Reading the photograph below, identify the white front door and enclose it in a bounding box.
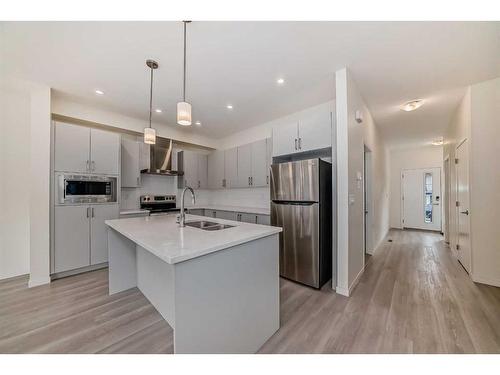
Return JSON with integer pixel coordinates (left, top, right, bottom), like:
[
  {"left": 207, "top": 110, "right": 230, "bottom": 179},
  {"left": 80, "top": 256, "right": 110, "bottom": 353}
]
[
  {"left": 402, "top": 167, "right": 442, "bottom": 231},
  {"left": 456, "top": 140, "right": 471, "bottom": 273}
]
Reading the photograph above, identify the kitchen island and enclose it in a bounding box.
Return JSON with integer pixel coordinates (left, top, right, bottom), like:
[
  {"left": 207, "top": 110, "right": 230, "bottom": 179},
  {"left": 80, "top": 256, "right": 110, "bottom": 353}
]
[{"left": 105, "top": 214, "right": 282, "bottom": 354}]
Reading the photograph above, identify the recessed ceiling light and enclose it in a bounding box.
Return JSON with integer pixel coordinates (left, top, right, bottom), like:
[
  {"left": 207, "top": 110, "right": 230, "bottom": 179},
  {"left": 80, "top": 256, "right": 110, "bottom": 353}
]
[
  {"left": 401, "top": 99, "right": 423, "bottom": 112},
  {"left": 277, "top": 78, "right": 285, "bottom": 85},
  {"left": 95, "top": 89, "right": 104, "bottom": 95},
  {"left": 226, "top": 105, "right": 233, "bottom": 110},
  {"left": 195, "top": 121, "right": 201, "bottom": 126},
  {"left": 155, "top": 109, "right": 162, "bottom": 113}
]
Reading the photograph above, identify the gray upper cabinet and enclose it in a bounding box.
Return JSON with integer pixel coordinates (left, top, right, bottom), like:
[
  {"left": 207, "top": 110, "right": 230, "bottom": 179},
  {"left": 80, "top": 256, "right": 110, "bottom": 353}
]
[
  {"left": 178, "top": 150, "right": 208, "bottom": 189},
  {"left": 266, "top": 138, "right": 272, "bottom": 185},
  {"left": 90, "top": 204, "right": 119, "bottom": 265},
  {"left": 197, "top": 154, "right": 208, "bottom": 189},
  {"left": 90, "top": 128, "right": 120, "bottom": 175},
  {"left": 236, "top": 143, "right": 252, "bottom": 188},
  {"left": 207, "top": 150, "right": 225, "bottom": 189},
  {"left": 121, "top": 138, "right": 141, "bottom": 188},
  {"left": 54, "top": 122, "right": 120, "bottom": 175},
  {"left": 251, "top": 139, "right": 268, "bottom": 187},
  {"left": 54, "top": 122, "right": 91, "bottom": 173},
  {"left": 224, "top": 148, "right": 238, "bottom": 189},
  {"left": 54, "top": 205, "right": 90, "bottom": 273},
  {"left": 272, "top": 102, "right": 333, "bottom": 156}
]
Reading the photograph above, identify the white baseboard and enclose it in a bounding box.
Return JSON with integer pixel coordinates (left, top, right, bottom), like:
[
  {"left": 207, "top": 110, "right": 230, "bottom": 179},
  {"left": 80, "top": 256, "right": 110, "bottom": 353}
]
[
  {"left": 472, "top": 275, "right": 500, "bottom": 288},
  {"left": 348, "top": 266, "right": 365, "bottom": 295},
  {"left": 369, "top": 229, "right": 390, "bottom": 256},
  {"left": 28, "top": 275, "right": 51, "bottom": 288}
]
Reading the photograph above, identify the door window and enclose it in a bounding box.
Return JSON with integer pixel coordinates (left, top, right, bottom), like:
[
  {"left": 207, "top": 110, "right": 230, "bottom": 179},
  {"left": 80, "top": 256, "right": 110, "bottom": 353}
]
[{"left": 424, "top": 172, "right": 433, "bottom": 223}]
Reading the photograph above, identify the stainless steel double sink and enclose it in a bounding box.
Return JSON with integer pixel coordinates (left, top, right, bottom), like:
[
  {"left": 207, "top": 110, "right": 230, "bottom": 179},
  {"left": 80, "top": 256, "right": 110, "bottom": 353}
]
[{"left": 184, "top": 220, "right": 235, "bottom": 231}]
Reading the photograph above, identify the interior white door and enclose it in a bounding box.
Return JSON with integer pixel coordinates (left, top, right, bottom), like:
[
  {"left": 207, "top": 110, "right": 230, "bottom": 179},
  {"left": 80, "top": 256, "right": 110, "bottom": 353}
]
[
  {"left": 54, "top": 122, "right": 90, "bottom": 173},
  {"left": 90, "top": 128, "right": 120, "bottom": 175},
  {"left": 90, "top": 204, "right": 119, "bottom": 265},
  {"left": 456, "top": 140, "right": 471, "bottom": 273},
  {"left": 402, "top": 167, "right": 442, "bottom": 231}
]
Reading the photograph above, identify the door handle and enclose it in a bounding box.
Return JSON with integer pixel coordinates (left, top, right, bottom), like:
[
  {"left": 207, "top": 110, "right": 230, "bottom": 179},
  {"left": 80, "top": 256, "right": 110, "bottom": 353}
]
[{"left": 460, "top": 210, "right": 469, "bottom": 215}]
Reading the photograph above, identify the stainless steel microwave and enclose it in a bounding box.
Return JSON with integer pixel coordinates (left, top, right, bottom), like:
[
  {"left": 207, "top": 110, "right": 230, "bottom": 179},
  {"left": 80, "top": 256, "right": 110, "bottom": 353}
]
[{"left": 56, "top": 173, "right": 117, "bottom": 205}]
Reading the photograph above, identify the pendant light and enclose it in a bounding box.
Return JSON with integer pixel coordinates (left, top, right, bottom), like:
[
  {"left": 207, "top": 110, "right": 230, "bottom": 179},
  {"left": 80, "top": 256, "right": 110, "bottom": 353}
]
[
  {"left": 177, "top": 21, "right": 192, "bottom": 126},
  {"left": 144, "top": 59, "right": 158, "bottom": 144}
]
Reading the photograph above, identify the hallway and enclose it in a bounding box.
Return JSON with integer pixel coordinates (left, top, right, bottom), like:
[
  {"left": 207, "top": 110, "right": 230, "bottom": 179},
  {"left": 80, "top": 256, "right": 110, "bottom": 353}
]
[{"left": 1, "top": 230, "right": 499, "bottom": 353}]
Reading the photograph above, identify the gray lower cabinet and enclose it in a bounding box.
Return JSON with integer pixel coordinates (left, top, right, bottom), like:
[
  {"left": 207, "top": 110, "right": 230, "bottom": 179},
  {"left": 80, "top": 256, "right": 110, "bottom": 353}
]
[
  {"left": 257, "top": 214, "right": 270, "bottom": 225},
  {"left": 54, "top": 204, "right": 119, "bottom": 274},
  {"left": 54, "top": 205, "right": 90, "bottom": 273},
  {"left": 215, "top": 210, "right": 237, "bottom": 221},
  {"left": 90, "top": 205, "right": 120, "bottom": 265}
]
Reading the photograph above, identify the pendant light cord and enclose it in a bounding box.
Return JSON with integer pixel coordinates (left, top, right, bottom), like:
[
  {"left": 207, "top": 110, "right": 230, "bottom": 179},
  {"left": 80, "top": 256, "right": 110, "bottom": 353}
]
[
  {"left": 183, "top": 21, "right": 187, "bottom": 102},
  {"left": 149, "top": 65, "right": 154, "bottom": 128}
]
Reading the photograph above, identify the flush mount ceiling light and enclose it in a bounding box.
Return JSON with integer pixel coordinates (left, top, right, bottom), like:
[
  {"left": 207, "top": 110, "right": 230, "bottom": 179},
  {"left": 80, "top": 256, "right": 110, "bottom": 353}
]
[
  {"left": 400, "top": 99, "right": 424, "bottom": 112},
  {"left": 177, "top": 21, "right": 192, "bottom": 126},
  {"left": 277, "top": 78, "right": 285, "bottom": 85},
  {"left": 144, "top": 59, "right": 158, "bottom": 145},
  {"left": 155, "top": 109, "right": 162, "bottom": 113},
  {"left": 226, "top": 104, "right": 233, "bottom": 110},
  {"left": 95, "top": 89, "right": 104, "bottom": 95}
]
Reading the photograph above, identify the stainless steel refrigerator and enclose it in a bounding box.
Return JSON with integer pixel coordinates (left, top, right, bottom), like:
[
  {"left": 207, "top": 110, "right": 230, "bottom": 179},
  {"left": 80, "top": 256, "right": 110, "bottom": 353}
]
[{"left": 270, "top": 158, "right": 332, "bottom": 289}]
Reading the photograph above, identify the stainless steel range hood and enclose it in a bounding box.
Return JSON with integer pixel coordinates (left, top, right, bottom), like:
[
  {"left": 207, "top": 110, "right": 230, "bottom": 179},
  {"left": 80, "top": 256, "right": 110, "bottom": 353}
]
[{"left": 141, "top": 138, "right": 184, "bottom": 176}]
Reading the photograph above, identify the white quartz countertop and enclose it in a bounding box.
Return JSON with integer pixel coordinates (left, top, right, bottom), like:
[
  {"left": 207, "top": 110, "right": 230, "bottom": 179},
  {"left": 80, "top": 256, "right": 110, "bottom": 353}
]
[
  {"left": 119, "top": 209, "right": 150, "bottom": 215},
  {"left": 105, "top": 214, "right": 281, "bottom": 265},
  {"left": 188, "top": 205, "right": 270, "bottom": 215}
]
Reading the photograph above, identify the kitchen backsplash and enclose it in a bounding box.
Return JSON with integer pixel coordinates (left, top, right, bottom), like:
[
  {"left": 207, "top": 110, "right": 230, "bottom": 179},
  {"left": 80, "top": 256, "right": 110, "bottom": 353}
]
[{"left": 121, "top": 175, "right": 270, "bottom": 210}]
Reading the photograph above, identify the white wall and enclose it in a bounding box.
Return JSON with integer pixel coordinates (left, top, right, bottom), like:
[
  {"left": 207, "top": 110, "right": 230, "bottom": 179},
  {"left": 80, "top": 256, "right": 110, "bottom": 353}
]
[
  {"left": 469, "top": 78, "right": 500, "bottom": 287},
  {"left": 0, "top": 87, "right": 31, "bottom": 279},
  {"left": 444, "top": 77, "right": 500, "bottom": 287},
  {"left": 389, "top": 146, "right": 443, "bottom": 229},
  {"left": 335, "top": 68, "right": 390, "bottom": 296},
  {"left": 0, "top": 77, "right": 52, "bottom": 285}
]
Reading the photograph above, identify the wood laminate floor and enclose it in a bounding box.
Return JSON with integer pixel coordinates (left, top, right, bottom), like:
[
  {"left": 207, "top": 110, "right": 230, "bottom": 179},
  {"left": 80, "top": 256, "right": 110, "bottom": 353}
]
[{"left": 1, "top": 229, "right": 499, "bottom": 353}]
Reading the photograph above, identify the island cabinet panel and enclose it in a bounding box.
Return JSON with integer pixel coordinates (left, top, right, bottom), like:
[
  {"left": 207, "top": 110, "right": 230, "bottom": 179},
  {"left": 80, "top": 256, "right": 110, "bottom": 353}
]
[
  {"left": 90, "top": 128, "right": 120, "bottom": 175},
  {"left": 224, "top": 148, "right": 238, "bottom": 188},
  {"left": 236, "top": 143, "right": 252, "bottom": 188},
  {"left": 54, "top": 205, "right": 90, "bottom": 273},
  {"left": 207, "top": 150, "right": 225, "bottom": 189},
  {"left": 54, "top": 122, "right": 91, "bottom": 173},
  {"left": 90, "top": 204, "right": 119, "bottom": 265}
]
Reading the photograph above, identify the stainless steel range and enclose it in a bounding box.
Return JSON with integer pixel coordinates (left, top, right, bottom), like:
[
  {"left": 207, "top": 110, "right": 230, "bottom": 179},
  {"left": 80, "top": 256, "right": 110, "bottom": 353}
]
[{"left": 140, "top": 194, "right": 179, "bottom": 215}]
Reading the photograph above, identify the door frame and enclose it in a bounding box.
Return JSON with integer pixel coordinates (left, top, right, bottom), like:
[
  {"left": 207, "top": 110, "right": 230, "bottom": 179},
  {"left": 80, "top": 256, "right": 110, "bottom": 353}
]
[
  {"left": 363, "top": 146, "right": 373, "bottom": 257},
  {"left": 443, "top": 155, "right": 451, "bottom": 243},
  {"left": 455, "top": 138, "right": 472, "bottom": 273}
]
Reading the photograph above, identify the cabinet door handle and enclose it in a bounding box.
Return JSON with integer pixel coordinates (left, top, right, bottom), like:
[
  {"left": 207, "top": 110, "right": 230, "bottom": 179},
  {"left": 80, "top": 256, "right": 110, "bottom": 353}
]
[
  {"left": 266, "top": 175, "right": 269, "bottom": 185},
  {"left": 255, "top": 215, "right": 258, "bottom": 224},
  {"left": 86, "top": 160, "right": 90, "bottom": 172},
  {"left": 198, "top": 180, "right": 200, "bottom": 188},
  {"left": 86, "top": 207, "right": 90, "bottom": 218},
  {"left": 248, "top": 176, "right": 250, "bottom": 185},
  {"left": 91, "top": 207, "right": 94, "bottom": 218},
  {"left": 91, "top": 161, "right": 96, "bottom": 171},
  {"left": 298, "top": 138, "right": 302, "bottom": 150},
  {"left": 222, "top": 178, "right": 226, "bottom": 188},
  {"left": 294, "top": 139, "right": 298, "bottom": 150}
]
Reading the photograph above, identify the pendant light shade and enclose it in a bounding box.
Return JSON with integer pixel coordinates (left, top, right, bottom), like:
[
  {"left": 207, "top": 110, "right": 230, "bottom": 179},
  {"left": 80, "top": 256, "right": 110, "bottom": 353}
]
[
  {"left": 177, "top": 101, "right": 192, "bottom": 126},
  {"left": 143, "top": 127, "right": 156, "bottom": 144},
  {"left": 144, "top": 59, "right": 158, "bottom": 144},
  {"left": 177, "top": 21, "right": 192, "bottom": 126}
]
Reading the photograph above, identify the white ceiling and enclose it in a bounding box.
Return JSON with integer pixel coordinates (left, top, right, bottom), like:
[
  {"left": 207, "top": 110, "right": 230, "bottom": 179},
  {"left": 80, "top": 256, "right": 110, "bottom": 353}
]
[{"left": 2, "top": 21, "right": 499, "bottom": 147}]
